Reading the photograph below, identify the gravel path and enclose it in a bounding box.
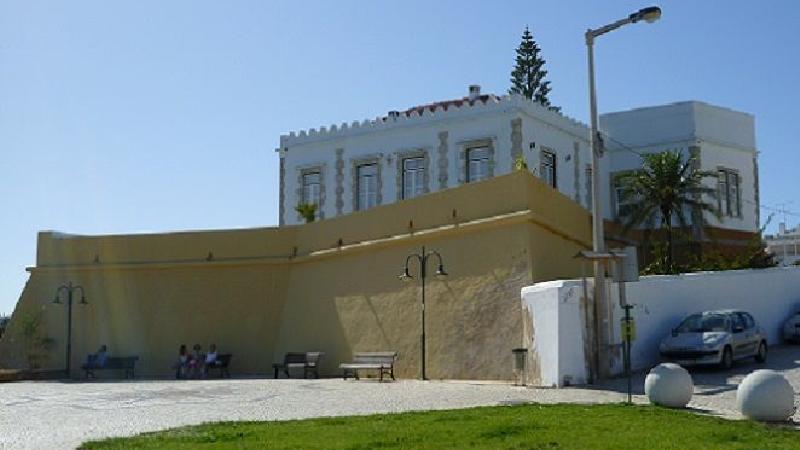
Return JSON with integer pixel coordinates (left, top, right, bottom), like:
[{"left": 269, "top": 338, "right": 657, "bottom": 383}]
[{"left": 1, "top": 346, "right": 798, "bottom": 450}]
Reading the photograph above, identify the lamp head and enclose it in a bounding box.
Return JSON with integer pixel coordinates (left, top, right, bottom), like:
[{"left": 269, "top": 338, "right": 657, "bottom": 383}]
[
  {"left": 79, "top": 295, "right": 88, "bottom": 305},
  {"left": 631, "top": 6, "right": 661, "bottom": 23},
  {"left": 398, "top": 267, "right": 414, "bottom": 282},
  {"left": 435, "top": 264, "right": 448, "bottom": 279}
]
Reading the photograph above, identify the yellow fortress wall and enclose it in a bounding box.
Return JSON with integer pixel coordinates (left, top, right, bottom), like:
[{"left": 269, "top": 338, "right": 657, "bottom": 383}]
[{"left": 0, "top": 172, "right": 591, "bottom": 380}]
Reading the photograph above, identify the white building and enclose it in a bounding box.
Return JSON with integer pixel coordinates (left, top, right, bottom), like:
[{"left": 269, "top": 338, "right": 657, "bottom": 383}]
[
  {"left": 602, "top": 101, "right": 759, "bottom": 235},
  {"left": 278, "top": 86, "right": 759, "bottom": 237},
  {"left": 765, "top": 223, "right": 800, "bottom": 266}
]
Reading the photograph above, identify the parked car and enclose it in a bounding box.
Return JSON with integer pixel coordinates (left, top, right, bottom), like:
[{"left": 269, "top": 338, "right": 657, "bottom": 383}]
[
  {"left": 783, "top": 310, "right": 800, "bottom": 343},
  {"left": 659, "top": 310, "right": 767, "bottom": 369}
]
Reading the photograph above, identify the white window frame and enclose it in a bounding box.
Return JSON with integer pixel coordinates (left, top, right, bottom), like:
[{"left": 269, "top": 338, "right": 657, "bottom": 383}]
[
  {"left": 301, "top": 172, "right": 321, "bottom": 207},
  {"left": 466, "top": 147, "right": 490, "bottom": 183},
  {"left": 612, "top": 171, "right": 640, "bottom": 219},
  {"left": 402, "top": 157, "right": 425, "bottom": 200},
  {"left": 356, "top": 163, "right": 378, "bottom": 211},
  {"left": 717, "top": 168, "right": 741, "bottom": 218},
  {"left": 540, "top": 149, "right": 557, "bottom": 189}
]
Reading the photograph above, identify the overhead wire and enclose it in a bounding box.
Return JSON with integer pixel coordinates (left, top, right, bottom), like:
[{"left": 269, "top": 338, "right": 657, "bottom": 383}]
[
  {"left": 592, "top": 131, "right": 800, "bottom": 222},
  {"left": 596, "top": 130, "right": 646, "bottom": 158}
]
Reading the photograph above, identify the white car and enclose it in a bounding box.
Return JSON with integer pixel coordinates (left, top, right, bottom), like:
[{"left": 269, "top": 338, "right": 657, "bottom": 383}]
[
  {"left": 659, "top": 310, "right": 767, "bottom": 369},
  {"left": 783, "top": 310, "right": 800, "bottom": 343}
]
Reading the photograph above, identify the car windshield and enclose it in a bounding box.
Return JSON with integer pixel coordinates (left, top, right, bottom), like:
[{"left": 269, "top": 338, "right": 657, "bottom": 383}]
[{"left": 676, "top": 314, "right": 728, "bottom": 333}]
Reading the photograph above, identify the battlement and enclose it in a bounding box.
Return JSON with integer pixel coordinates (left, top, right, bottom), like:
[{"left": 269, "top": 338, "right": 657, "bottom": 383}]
[{"left": 279, "top": 93, "right": 589, "bottom": 148}]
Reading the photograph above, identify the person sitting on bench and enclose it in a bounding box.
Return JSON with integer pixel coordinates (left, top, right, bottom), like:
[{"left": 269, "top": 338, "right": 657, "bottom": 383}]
[
  {"left": 203, "top": 344, "right": 221, "bottom": 377},
  {"left": 85, "top": 345, "right": 108, "bottom": 369},
  {"left": 174, "top": 344, "right": 189, "bottom": 379},
  {"left": 188, "top": 344, "right": 204, "bottom": 378}
]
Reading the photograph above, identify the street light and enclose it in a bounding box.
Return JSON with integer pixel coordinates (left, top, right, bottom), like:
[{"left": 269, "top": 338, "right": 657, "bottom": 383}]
[
  {"left": 398, "top": 246, "right": 447, "bottom": 380},
  {"left": 585, "top": 6, "right": 660, "bottom": 377},
  {"left": 52, "top": 282, "right": 88, "bottom": 377}
]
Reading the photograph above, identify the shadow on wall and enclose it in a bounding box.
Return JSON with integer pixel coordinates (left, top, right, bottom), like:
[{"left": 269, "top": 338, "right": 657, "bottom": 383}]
[
  {"left": 1, "top": 172, "right": 591, "bottom": 379},
  {"left": 276, "top": 228, "right": 532, "bottom": 381}
]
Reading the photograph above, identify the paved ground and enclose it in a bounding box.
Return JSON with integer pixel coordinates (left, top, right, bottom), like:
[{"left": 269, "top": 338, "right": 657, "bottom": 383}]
[
  {"left": 1, "top": 346, "right": 798, "bottom": 450},
  {"left": 596, "top": 345, "right": 800, "bottom": 419}
]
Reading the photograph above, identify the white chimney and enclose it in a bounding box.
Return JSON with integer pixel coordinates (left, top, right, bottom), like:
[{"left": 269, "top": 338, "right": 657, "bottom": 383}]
[
  {"left": 779, "top": 222, "right": 786, "bottom": 235},
  {"left": 468, "top": 84, "right": 481, "bottom": 101}
]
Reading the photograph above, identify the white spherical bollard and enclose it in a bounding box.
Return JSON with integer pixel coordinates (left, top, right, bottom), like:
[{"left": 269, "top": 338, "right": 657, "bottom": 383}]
[
  {"left": 737, "top": 370, "right": 796, "bottom": 422},
  {"left": 645, "top": 363, "right": 694, "bottom": 408}
]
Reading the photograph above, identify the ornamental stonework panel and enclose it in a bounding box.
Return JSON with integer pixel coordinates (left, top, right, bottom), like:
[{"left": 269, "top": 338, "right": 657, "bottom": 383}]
[
  {"left": 510, "top": 118, "right": 523, "bottom": 170},
  {"left": 437, "top": 131, "right": 449, "bottom": 190},
  {"left": 279, "top": 155, "right": 286, "bottom": 226},
  {"left": 752, "top": 154, "right": 760, "bottom": 229},
  {"left": 335, "top": 148, "right": 344, "bottom": 216},
  {"left": 572, "top": 142, "right": 581, "bottom": 204},
  {"left": 689, "top": 145, "right": 702, "bottom": 239}
]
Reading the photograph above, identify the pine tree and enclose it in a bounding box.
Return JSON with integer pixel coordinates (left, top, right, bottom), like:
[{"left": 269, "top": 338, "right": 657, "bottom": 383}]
[{"left": 509, "top": 26, "right": 554, "bottom": 109}]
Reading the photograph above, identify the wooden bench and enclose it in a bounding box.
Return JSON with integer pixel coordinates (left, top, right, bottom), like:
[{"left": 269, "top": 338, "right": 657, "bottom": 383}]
[
  {"left": 272, "top": 352, "right": 323, "bottom": 378},
  {"left": 82, "top": 356, "right": 139, "bottom": 379},
  {"left": 339, "top": 351, "right": 397, "bottom": 381},
  {"left": 204, "top": 353, "right": 232, "bottom": 378}
]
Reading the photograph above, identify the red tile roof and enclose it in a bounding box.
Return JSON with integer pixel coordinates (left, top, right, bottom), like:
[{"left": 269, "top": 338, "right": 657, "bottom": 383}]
[{"left": 399, "top": 94, "right": 500, "bottom": 117}]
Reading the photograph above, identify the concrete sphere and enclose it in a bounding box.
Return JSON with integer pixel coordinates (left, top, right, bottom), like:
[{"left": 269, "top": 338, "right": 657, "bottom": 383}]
[
  {"left": 645, "top": 363, "right": 694, "bottom": 408},
  {"left": 737, "top": 370, "right": 796, "bottom": 422}
]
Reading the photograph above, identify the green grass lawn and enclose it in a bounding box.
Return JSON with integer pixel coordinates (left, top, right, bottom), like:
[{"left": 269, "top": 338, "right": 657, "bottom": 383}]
[{"left": 81, "top": 403, "right": 799, "bottom": 449}]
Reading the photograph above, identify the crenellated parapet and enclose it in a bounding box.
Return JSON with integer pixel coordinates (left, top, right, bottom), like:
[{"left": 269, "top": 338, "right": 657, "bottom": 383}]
[{"left": 279, "top": 94, "right": 589, "bottom": 147}]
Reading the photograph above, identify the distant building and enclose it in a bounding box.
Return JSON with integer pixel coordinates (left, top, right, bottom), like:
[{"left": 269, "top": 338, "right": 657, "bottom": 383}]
[{"left": 765, "top": 223, "right": 800, "bottom": 266}]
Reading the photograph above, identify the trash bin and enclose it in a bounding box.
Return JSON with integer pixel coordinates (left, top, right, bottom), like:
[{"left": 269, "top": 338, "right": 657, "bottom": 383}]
[{"left": 512, "top": 348, "right": 527, "bottom": 386}]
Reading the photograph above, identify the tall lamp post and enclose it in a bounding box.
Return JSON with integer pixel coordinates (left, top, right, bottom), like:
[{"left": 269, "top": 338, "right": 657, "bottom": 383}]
[
  {"left": 398, "top": 246, "right": 447, "bottom": 380},
  {"left": 52, "top": 282, "right": 87, "bottom": 376},
  {"left": 585, "top": 6, "right": 661, "bottom": 376}
]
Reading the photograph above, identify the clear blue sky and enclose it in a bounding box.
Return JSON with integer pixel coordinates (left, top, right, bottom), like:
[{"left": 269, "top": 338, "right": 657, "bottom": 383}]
[{"left": 1, "top": 1, "right": 799, "bottom": 314}]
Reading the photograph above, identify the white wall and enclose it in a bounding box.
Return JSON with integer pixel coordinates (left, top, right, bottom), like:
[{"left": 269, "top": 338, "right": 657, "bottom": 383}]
[
  {"left": 521, "top": 280, "right": 588, "bottom": 387},
  {"left": 602, "top": 101, "right": 758, "bottom": 231},
  {"left": 693, "top": 102, "right": 756, "bottom": 150},
  {"left": 521, "top": 267, "right": 800, "bottom": 387},
  {"left": 278, "top": 96, "right": 758, "bottom": 231},
  {"left": 699, "top": 140, "right": 758, "bottom": 231},
  {"left": 600, "top": 101, "right": 755, "bottom": 150},
  {"left": 279, "top": 94, "right": 591, "bottom": 225},
  {"left": 601, "top": 102, "right": 698, "bottom": 148},
  {"left": 616, "top": 268, "right": 800, "bottom": 371},
  {"left": 521, "top": 112, "right": 592, "bottom": 209}
]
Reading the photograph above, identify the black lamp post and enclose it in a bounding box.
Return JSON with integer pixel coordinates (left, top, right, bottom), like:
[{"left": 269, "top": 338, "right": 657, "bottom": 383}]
[
  {"left": 398, "top": 246, "right": 447, "bottom": 380},
  {"left": 52, "top": 282, "right": 87, "bottom": 376}
]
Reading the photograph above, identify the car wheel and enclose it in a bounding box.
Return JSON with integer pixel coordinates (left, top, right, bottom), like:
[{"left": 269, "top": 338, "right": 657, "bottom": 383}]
[
  {"left": 755, "top": 341, "right": 767, "bottom": 363},
  {"left": 720, "top": 346, "right": 733, "bottom": 370}
]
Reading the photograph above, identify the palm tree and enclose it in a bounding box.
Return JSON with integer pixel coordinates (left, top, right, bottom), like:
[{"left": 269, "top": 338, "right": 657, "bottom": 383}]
[{"left": 616, "top": 151, "right": 719, "bottom": 271}]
